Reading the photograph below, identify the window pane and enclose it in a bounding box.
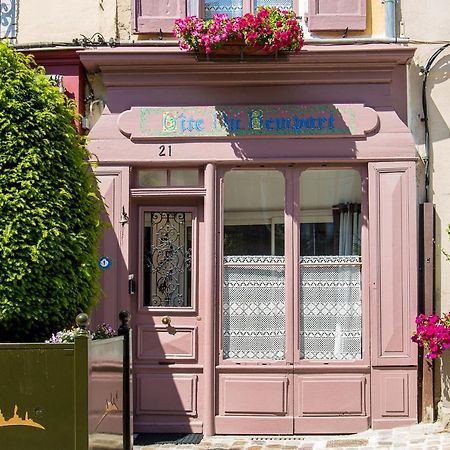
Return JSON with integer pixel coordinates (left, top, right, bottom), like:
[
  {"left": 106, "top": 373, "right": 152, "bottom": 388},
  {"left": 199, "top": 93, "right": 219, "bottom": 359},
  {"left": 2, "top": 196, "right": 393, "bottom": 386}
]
[
  {"left": 170, "top": 169, "right": 199, "bottom": 186},
  {"left": 299, "top": 169, "right": 362, "bottom": 360},
  {"left": 143, "top": 212, "right": 192, "bottom": 307},
  {"left": 254, "top": 0, "right": 293, "bottom": 11},
  {"left": 223, "top": 170, "right": 285, "bottom": 360},
  {"left": 139, "top": 170, "right": 168, "bottom": 187},
  {"left": 205, "top": 0, "right": 243, "bottom": 18}
]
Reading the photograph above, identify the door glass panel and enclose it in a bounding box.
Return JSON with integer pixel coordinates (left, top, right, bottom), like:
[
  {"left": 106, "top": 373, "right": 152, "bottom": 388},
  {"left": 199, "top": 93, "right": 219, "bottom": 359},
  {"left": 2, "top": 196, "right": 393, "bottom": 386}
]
[
  {"left": 223, "top": 170, "right": 285, "bottom": 360},
  {"left": 299, "top": 169, "right": 362, "bottom": 360},
  {"left": 143, "top": 212, "right": 192, "bottom": 307}
]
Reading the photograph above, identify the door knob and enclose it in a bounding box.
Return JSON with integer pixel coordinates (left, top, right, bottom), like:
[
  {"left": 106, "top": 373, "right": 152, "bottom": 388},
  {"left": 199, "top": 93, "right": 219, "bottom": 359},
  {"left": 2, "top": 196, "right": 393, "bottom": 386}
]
[{"left": 161, "top": 316, "right": 171, "bottom": 326}]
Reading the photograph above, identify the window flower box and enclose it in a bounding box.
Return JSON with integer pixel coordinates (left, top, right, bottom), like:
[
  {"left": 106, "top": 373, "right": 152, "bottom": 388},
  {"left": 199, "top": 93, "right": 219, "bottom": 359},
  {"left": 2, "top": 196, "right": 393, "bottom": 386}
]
[{"left": 173, "top": 7, "right": 304, "bottom": 56}]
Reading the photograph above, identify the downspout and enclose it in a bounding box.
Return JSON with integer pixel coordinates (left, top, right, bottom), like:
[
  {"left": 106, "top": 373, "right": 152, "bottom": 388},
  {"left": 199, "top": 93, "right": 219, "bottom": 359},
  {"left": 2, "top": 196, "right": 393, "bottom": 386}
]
[{"left": 384, "top": 0, "right": 397, "bottom": 40}]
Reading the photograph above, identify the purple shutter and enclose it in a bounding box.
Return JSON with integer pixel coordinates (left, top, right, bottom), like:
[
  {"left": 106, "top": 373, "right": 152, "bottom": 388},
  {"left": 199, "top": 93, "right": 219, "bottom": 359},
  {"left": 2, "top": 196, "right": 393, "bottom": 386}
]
[
  {"left": 134, "top": 0, "right": 187, "bottom": 34},
  {"left": 308, "top": 0, "right": 366, "bottom": 31}
]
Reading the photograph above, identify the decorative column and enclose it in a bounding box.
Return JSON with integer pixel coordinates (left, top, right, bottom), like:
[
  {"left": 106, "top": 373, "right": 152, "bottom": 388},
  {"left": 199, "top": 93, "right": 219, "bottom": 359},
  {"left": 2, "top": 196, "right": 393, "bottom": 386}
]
[{"left": 203, "top": 163, "right": 216, "bottom": 436}]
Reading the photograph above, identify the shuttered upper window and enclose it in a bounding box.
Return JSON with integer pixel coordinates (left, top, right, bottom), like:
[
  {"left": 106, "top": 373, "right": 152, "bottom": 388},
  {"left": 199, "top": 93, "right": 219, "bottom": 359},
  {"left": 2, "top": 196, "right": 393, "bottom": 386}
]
[
  {"left": 134, "top": 0, "right": 188, "bottom": 33},
  {"left": 133, "top": 0, "right": 366, "bottom": 34},
  {"left": 308, "top": 0, "right": 366, "bottom": 31}
]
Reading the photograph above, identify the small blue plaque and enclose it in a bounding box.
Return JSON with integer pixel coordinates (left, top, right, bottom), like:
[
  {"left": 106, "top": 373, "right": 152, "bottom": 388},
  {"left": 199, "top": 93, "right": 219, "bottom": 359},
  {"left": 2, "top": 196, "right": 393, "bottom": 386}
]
[{"left": 98, "top": 256, "right": 112, "bottom": 270}]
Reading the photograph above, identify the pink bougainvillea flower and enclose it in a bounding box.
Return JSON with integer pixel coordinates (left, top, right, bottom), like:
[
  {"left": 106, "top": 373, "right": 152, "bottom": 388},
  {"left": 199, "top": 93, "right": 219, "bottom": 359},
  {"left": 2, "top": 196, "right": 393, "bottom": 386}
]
[{"left": 411, "top": 312, "right": 450, "bottom": 359}]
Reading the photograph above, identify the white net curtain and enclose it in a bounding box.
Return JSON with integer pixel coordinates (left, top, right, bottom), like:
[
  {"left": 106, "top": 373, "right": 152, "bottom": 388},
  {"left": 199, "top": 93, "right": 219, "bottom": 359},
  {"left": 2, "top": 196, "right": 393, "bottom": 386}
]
[{"left": 222, "top": 169, "right": 363, "bottom": 362}]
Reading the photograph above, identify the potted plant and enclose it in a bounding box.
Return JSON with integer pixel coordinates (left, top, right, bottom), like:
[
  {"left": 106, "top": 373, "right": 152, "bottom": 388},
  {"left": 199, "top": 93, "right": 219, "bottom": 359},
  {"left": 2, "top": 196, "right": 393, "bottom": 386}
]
[{"left": 173, "top": 6, "right": 304, "bottom": 56}]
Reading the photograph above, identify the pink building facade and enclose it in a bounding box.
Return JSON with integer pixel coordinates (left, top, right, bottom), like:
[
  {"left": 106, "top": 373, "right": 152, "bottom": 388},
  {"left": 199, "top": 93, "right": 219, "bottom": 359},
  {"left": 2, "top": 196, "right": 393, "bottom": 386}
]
[{"left": 80, "top": 43, "right": 418, "bottom": 435}]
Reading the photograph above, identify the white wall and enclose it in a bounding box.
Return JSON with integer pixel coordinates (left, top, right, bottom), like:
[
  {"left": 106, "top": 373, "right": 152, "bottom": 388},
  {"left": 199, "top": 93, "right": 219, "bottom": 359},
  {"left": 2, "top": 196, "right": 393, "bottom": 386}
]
[
  {"left": 17, "top": 0, "right": 118, "bottom": 44},
  {"left": 403, "top": 0, "right": 450, "bottom": 416}
]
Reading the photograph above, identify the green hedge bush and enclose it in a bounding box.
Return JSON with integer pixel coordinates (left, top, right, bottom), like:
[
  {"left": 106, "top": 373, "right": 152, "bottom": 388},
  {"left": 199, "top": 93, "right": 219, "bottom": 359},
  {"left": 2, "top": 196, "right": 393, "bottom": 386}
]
[{"left": 0, "top": 43, "right": 102, "bottom": 342}]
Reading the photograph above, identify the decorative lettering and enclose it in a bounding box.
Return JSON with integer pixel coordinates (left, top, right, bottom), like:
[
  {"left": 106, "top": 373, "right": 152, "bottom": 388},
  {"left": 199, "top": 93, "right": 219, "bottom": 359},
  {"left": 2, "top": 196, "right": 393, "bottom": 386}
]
[{"left": 118, "top": 104, "right": 379, "bottom": 141}]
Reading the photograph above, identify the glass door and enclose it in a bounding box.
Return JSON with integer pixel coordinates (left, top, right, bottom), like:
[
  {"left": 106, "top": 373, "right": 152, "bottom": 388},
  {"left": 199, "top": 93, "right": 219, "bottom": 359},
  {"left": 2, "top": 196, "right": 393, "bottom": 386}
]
[
  {"left": 217, "top": 166, "right": 367, "bottom": 434},
  {"left": 294, "top": 168, "right": 369, "bottom": 433},
  {"left": 222, "top": 169, "right": 287, "bottom": 363}
]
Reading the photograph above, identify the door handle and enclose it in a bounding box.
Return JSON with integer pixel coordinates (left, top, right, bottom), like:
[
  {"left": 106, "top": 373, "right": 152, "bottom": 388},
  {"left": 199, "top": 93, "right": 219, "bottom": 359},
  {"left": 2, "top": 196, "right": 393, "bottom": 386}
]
[{"left": 161, "top": 316, "right": 171, "bottom": 326}]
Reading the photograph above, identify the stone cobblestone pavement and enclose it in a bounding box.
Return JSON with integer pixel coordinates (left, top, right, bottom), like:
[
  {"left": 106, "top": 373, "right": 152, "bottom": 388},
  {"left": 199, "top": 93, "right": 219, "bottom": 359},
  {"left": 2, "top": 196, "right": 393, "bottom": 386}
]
[{"left": 134, "top": 423, "right": 450, "bottom": 450}]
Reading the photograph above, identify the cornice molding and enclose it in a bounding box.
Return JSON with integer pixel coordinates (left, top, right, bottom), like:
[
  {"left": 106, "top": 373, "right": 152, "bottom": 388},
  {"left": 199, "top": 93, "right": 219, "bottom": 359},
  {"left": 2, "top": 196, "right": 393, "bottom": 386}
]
[{"left": 79, "top": 44, "right": 416, "bottom": 87}]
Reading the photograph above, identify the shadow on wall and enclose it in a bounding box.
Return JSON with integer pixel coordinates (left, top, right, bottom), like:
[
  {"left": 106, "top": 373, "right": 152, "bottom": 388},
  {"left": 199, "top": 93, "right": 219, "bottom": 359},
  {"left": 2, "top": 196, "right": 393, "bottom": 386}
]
[{"left": 408, "top": 51, "right": 450, "bottom": 147}]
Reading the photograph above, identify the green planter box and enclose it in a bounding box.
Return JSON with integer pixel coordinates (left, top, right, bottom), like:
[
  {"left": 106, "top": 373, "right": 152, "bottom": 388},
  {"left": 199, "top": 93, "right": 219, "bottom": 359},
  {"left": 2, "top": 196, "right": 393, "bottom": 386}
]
[{"left": 0, "top": 315, "right": 132, "bottom": 450}]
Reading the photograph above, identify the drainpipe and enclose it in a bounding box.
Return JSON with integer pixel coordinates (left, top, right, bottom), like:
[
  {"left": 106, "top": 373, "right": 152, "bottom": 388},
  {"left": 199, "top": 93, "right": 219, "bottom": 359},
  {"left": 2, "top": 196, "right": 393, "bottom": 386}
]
[
  {"left": 420, "top": 43, "right": 450, "bottom": 202},
  {"left": 384, "top": 0, "right": 397, "bottom": 40}
]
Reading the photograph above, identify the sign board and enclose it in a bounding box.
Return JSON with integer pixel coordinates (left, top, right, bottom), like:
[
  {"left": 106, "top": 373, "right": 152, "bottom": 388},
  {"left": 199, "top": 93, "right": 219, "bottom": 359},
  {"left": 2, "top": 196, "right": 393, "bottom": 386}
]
[
  {"left": 118, "top": 104, "right": 379, "bottom": 141},
  {"left": 98, "top": 256, "right": 112, "bottom": 270}
]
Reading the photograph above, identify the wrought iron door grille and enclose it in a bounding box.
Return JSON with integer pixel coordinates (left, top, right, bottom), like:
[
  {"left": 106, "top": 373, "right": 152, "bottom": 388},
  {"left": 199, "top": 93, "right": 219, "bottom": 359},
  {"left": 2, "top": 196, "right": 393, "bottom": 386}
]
[
  {"left": 0, "top": 0, "right": 17, "bottom": 40},
  {"left": 143, "top": 212, "right": 192, "bottom": 307}
]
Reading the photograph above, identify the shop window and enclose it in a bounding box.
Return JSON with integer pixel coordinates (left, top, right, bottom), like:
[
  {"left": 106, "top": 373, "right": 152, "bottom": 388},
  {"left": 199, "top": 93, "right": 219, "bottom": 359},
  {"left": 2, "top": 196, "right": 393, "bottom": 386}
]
[
  {"left": 222, "top": 170, "right": 286, "bottom": 360},
  {"left": 143, "top": 211, "right": 193, "bottom": 307},
  {"left": 299, "top": 169, "right": 362, "bottom": 360},
  {"left": 138, "top": 169, "right": 199, "bottom": 188}
]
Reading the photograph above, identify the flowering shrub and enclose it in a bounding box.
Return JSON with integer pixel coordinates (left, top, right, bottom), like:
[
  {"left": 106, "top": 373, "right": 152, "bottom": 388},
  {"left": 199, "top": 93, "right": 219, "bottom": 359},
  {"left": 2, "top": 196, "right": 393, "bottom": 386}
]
[
  {"left": 174, "top": 7, "right": 303, "bottom": 54},
  {"left": 46, "top": 323, "right": 116, "bottom": 343},
  {"left": 46, "top": 327, "right": 78, "bottom": 344},
  {"left": 411, "top": 313, "right": 450, "bottom": 359},
  {"left": 92, "top": 323, "right": 116, "bottom": 340}
]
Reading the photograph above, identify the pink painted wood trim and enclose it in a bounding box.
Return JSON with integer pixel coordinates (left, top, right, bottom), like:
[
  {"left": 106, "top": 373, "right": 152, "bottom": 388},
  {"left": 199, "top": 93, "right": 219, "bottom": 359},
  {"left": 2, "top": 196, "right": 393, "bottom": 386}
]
[
  {"left": 308, "top": 0, "right": 366, "bottom": 31},
  {"left": 215, "top": 416, "right": 293, "bottom": 434},
  {"left": 294, "top": 416, "right": 370, "bottom": 433},
  {"left": 130, "top": 188, "right": 207, "bottom": 198},
  {"left": 285, "top": 167, "right": 296, "bottom": 365},
  {"left": 94, "top": 166, "right": 130, "bottom": 324},
  {"left": 79, "top": 45, "right": 416, "bottom": 83},
  {"left": 371, "top": 367, "right": 418, "bottom": 425},
  {"left": 360, "top": 165, "right": 371, "bottom": 364},
  {"left": 203, "top": 163, "right": 216, "bottom": 436},
  {"left": 368, "top": 162, "right": 418, "bottom": 366},
  {"left": 136, "top": 325, "right": 198, "bottom": 360}
]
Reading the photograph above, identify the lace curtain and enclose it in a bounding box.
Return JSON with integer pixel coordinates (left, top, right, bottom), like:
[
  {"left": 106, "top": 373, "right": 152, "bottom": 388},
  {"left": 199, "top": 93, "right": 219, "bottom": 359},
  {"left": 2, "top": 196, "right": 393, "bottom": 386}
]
[
  {"left": 299, "top": 255, "right": 362, "bottom": 360},
  {"left": 223, "top": 256, "right": 285, "bottom": 360}
]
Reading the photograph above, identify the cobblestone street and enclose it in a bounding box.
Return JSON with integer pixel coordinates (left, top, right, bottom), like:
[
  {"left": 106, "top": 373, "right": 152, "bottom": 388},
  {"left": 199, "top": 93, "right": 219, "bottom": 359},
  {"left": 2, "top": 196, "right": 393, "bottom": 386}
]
[{"left": 134, "top": 423, "right": 450, "bottom": 450}]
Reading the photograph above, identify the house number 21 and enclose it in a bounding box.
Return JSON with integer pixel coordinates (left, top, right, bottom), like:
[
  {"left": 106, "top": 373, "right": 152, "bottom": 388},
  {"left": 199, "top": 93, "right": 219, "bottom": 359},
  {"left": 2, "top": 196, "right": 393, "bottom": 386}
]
[{"left": 158, "top": 145, "right": 172, "bottom": 157}]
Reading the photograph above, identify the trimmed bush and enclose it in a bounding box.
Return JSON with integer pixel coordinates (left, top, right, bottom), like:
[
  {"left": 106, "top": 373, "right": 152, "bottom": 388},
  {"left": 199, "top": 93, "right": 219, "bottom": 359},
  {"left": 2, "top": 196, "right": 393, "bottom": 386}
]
[{"left": 0, "top": 43, "right": 102, "bottom": 342}]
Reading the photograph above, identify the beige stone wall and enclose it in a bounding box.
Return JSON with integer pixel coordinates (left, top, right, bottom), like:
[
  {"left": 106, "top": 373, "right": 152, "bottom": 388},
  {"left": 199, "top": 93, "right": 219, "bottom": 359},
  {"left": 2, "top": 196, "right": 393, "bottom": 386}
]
[
  {"left": 16, "top": 0, "right": 388, "bottom": 44},
  {"left": 17, "top": 0, "right": 118, "bottom": 44},
  {"left": 402, "top": 1, "right": 450, "bottom": 414}
]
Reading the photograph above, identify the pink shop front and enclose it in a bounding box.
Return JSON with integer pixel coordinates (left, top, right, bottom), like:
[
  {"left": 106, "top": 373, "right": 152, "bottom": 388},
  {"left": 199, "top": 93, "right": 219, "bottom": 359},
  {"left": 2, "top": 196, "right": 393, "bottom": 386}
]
[{"left": 80, "top": 44, "right": 418, "bottom": 435}]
